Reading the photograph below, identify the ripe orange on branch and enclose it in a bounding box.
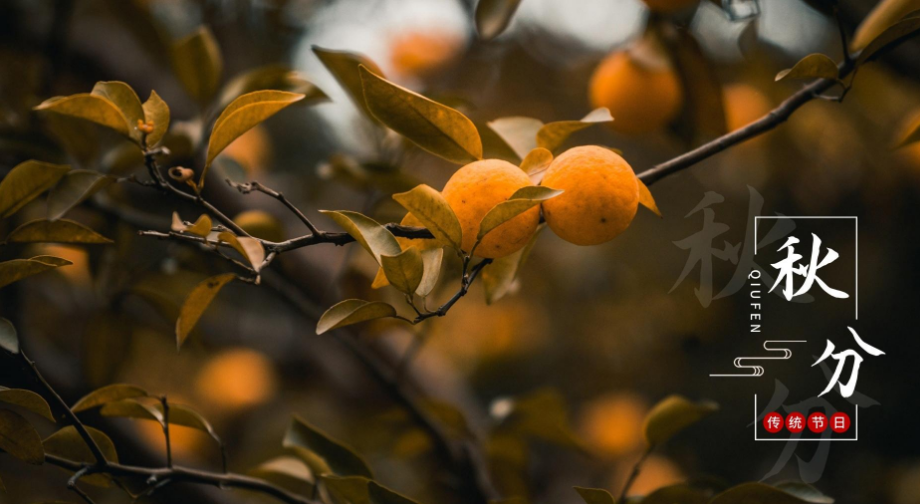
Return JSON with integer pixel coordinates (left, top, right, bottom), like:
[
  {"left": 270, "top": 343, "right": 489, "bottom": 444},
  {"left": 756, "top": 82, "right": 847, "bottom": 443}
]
[
  {"left": 540, "top": 146, "right": 639, "bottom": 246},
  {"left": 442, "top": 159, "right": 540, "bottom": 258}
]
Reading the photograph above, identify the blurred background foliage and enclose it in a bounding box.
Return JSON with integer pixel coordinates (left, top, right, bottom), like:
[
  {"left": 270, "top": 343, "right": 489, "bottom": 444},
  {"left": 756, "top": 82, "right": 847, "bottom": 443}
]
[{"left": 1, "top": 0, "right": 920, "bottom": 503}]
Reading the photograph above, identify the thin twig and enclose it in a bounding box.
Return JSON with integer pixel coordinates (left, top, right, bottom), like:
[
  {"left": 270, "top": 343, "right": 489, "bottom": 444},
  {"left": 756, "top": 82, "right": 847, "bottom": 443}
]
[
  {"left": 227, "top": 179, "right": 324, "bottom": 236},
  {"left": 68, "top": 466, "right": 98, "bottom": 504},
  {"left": 161, "top": 395, "right": 173, "bottom": 468},
  {"left": 617, "top": 446, "right": 652, "bottom": 503},
  {"left": 19, "top": 351, "right": 108, "bottom": 465}
]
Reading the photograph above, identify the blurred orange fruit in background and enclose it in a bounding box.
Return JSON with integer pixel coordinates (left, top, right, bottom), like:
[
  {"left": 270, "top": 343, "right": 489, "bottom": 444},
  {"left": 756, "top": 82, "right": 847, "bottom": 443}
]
[
  {"left": 579, "top": 392, "right": 649, "bottom": 456},
  {"left": 641, "top": 0, "right": 699, "bottom": 13},
  {"left": 722, "top": 83, "right": 772, "bottom": 132},
  {"left": 195, "top": 348, "right": 278, "bottom": 411},
  {"left": 390, "top": 31, "right": 464, "bottom": 78},
  {"left": 589, "top": 43, "right": 683, "bottom": 135}
]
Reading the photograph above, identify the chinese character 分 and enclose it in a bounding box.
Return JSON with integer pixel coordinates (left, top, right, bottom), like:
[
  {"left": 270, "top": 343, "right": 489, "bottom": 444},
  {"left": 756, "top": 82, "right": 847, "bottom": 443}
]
[
  {"left": 813, "top": 327, "right": 885, "bottom": 398},
  {"left": 770, "top": 233, "right": 849, "bottom": 301}
]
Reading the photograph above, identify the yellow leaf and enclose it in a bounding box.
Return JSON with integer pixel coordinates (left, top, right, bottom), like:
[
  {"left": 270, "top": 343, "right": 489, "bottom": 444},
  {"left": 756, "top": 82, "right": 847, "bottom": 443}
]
[
  {"left": 0, "top": 255, "right": 72, "bottom": 289},
  {"left": 488, "top": 116, "right": 542, "bottom": 160},
  {"left": 203, "top": 90, "right": 304, "bottom": 186},
  {"left": 851, "top": 0, "right": 920, "bottom": 51},
  {"left": 392, "top": 184, "right": 462, "bottom": 249},
  {"left": 477, "top": 186, "right": 562, "bottom": 241},
  {"left": 47, "top": 170, "right": 114, "bottom": 221},
  {"left": 5, "top": 219, "right": 113, "bottom": 244},
  {"left": 536, "top": 108, "right": 614, "bottom": 153},
  {"left": 218, "top": 64, "right": 328, "bottom": 111},
  {"left": 482, "top": 224, "right": 543, "bottom": 304},
  {"left": 775, "top": 53, "right": 839, "bottom": 82},
  {"left": 319, "top": 210, "right": 401, "bottom": 264},
  {"left": 217, "top": 232, "right": 265, "bottom": 271},
  {"left": 416, "top": 248, "right": 444, "bottom": 298},
  {"left": 855, "top": 16, "right": 920, "bottom": 65},
  {"left": 0, "top": 410, "right": 44, "bottom": 465},
  {"left": 0, "top": 160, "right": 70, "bottom": 218},
  {"left": 43, "top": 426, "right": 118, "bottom": 486},
  {"left": 72, "top": 384, "right": 148, "bottom": 412},
  {"left": 637, "top": 178, "right": 662, "bottom": 217},
  {"left": 359, "top": 66, "right": 482, "bottom": 164},
  {"left": 172, "top": 26, "right": 223, "bottom": 103},
  {"left": 381, "top": 248, "right": 424, "bottom": 294},
  {"left": 176, "top": 273, "right": 236, "bottom": 349},
  {"left": 171, "top": 212, "right": 213, "bottom": 238},
  {"left": 475, "top": 0, "right": 523, "bottom": 41},
  {"left": 312, "top": 46, "right": 385, "bottom": 121},
  {"left": 643, "top": 395, "right": 718, "bottom": 447},
  {"left": 92, "top": 81, "right": 145, "bottom": 142},
  {"left": 519, "top": 147, "right": 553, "bottom": 175},
  {"left": 142, "top": 90, "right": 170, "bottom": 146},
  {"left": 316, "top": 299, "right": 397, "bottom": 335},
  {"left": 34, "top": 94, "right": 130, "bottom": 137},
  {"left": 0, "top": 387, "right": 55, "bottom": 422}
]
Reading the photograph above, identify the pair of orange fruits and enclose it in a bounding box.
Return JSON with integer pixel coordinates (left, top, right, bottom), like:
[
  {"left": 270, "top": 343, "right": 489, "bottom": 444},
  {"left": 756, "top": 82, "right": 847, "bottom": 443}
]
[{"left": 401, "top": 146, "right": 639, "bottom": 259}]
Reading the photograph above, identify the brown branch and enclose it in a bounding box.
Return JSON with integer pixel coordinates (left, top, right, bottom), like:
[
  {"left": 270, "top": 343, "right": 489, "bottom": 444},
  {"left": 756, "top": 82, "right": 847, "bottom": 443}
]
[
  {"left": 227, "top": 179, "right": 324, "bottom": 236},
  {"left": 19, "top": 351, "right": 109, "bottom": 465},
  {"left": 638, "top": 59, "right": 855, "bottom": 186},
  {"left": 46, "top": 454, "right": 319, "bottom": 504}
]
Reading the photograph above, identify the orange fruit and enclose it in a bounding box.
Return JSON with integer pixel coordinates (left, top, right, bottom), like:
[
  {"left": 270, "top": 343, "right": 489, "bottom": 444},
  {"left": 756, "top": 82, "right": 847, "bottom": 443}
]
[
  {"left": 541, "top": 146, "right": 639, "bottom": 246},
  {"left": 390, "top": 31, "right": 463, "bottom": 78},
  {"left": 723, "top": 83, "right": 772, "bottom": 132},
  {"left": 642, "top": 0, "right": 699, "bottom": 13},
  {"left": 579, "top": 393, "right": 648, "bottom": 456},
  {"left": 195, "top": 348, "right": 278, "bottom": 410},
  {"left": 442, "top": 159, "right": 540, "bottom": 258},
  {"left": 589, "top": 45, "right": 683, "bottom": 135}
]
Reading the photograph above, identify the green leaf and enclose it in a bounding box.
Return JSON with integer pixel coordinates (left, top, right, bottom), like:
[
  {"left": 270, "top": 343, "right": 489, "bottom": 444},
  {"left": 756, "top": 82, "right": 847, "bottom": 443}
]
[
  {"left": 574, "top": 487, "right": 615, "bottom": 504},
  {"left": 91, "top": 81, "right": 145, "bottom": 143},
  {"left": 519, "top": 148, "right": 553, "bottom": 175},
  {"left": 392, "top": 184, "right": 463, "bottom": 249},
  {"left": 219, "top": 64, "right": 328, "bottom": 111},
  {"left": 536, "top": 108, "right": 614, "bottom": 153},
  {"left": 43, "top": 426, "right": 118, "bottom": 486},
  {"left": 0, "top": 409, "right": 44, "bottom": 464},
  {"left": 774, "top": 482, "right": 834, "bottom": 503},
  {"left": 643, "top": 484, "right": 711, "bottom": 504},
  {"left": 775, "top": 53, "right": 839, "bottom": 82},
  {"left": 637, "top": 178, "right": 662, "bottom": 217},
  {"left": 710, "top": 482, "right": 818, "bottom": 504},
  {"left": 171, "top": 212, "right": 213, "bottom": 238},
  {"left": 172, "top": 26, "right": 223, "bottom": 104},
  {"left": 0, "top": 160, "right": 70, "bottom": 218},
  {"left": 204, "top": 90, "right": 304, "bottom": 186},
  {"left": 643, "top": 395, "right": 718, "bottom": 447},
  {"left": 0, "top": 318, "right": 18, "bottom": 354},
  {"left": 47, "top": 170, "right": 114, "bottom": 221},
  {"left": 488, "top": 116, "right": 542, "bottom": 160},
  {"left": 483, "top": 224, "right": 544, "bottom": 304},
  {"left": 0, "top": 387, "right": 55, "bottom": 422},
  {"left": 319, "top": 210, "right": 401, "bottom": 264},
  {"left": 284, "top": 416, "right": 373, "bottom": 478},
  {"left": 322, "top": 475, "right": 372, "bottom": 504},
  {"left": 312, "top": 46, "right": 385, "bottom": 121},
  {"left": 250, "top": 456, "right": 315, "bottom": 494},
  {"left": 381, "top": 248, "right": 424, "bottom": 295},
  {"left": 851, "top": 0, "right": 920, "bottom": 51},
  {"left": 475, "top": 0, "right": 523, "bottom": 41},
  {"left": 316, "top": 299, "right": 397, "bottom": 335},
  {"left": 359, "top": 66, "right": 483, "bottom": 164},
  {"left": 367, "top": 481, "right": 421, "bottom": 504},
  {"left": 856, "top": 15, "right": 920, "bottom": 65},
  {"left": 34, "top": 94, "right": 130, "bottom": 137},
  {"left": 477, "top": 186, "right": 562, "bottom": 241},
  {"left": 216, "top": 231, "right": 266, "bottom": 271},
  {"left": 0, "top": 256, "right": 72, "bottom": 289},
  {"left": 416, "top": 248, "right": 443, "bottom": 298},
  {"left": 72, "top": 384, "right": 148, "bottom": 412},
  {"left": 176, "top": 273, "right": 236, "bottom": 350},
  {"left": 142, "top": 90, "right": 170, "bottom": 146}
]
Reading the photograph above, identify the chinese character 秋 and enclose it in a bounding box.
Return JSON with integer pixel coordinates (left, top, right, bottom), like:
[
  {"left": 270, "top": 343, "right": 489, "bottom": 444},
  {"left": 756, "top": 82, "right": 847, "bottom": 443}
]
[{"left": 769, "top": 233, "right": 849, "bottom": 301}]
